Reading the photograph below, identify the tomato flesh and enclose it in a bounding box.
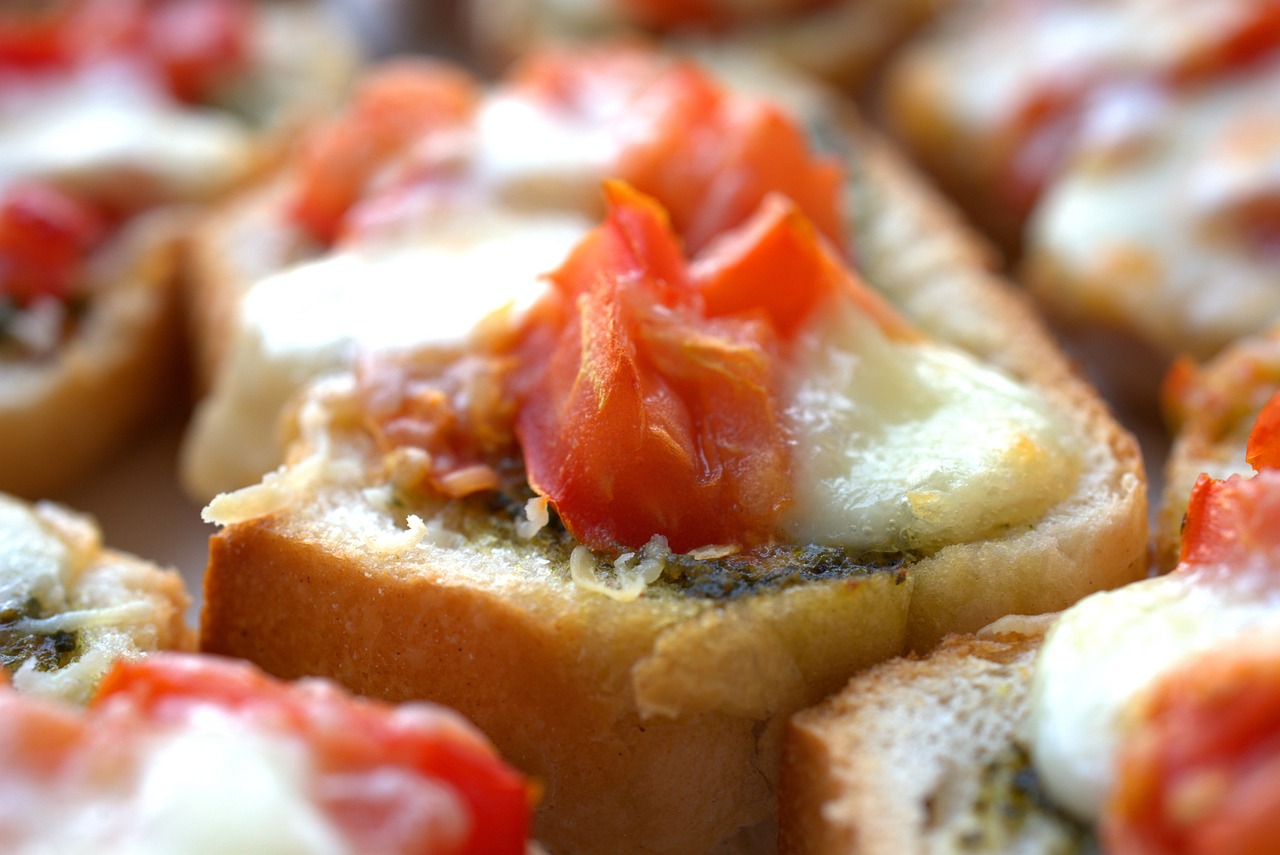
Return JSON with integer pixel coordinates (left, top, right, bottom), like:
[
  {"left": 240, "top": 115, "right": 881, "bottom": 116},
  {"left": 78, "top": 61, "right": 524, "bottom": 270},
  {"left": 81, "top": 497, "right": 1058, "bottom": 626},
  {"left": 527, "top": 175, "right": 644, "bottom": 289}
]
[
  {"left": 514, "top": 182, "right": 904, "bottom": 554},
  {"left": 0, "top": 181, "right": 107, "bottom": 306},
  {"left": 7, "top": 653, "right": 534, "bottom": 855},
  {"left": 511, "top": 47, "right": 846, "bottom": 254},
  {"left": 1105, "top": 640, "right": 1280, "bottom": 855},
  {"left": 288, "top": 61, "right": 479, "bottom": 244}
]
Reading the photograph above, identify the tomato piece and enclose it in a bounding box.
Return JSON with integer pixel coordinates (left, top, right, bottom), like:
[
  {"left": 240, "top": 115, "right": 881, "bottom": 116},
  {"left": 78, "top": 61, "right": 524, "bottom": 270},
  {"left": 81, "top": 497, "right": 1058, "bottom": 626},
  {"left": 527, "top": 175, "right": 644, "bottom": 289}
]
[
  {"left": 511, "top": 47, "right": 846, "bottom": 254},
  {"left": 1105, "top": 640, "right": 1280, "bottom": 855},
  {"left": 91, "top": 654, "right": 533, "bottom": 855},
  {"left": 514, "top": 182, "right": 894, "bottom": 554},
  {"left": 0, "top": 2, "right": 75, "bottom": 68},
  {"left": 0, "top": 181, "right": 107, "bottom": 306},
  {"left": 288, "top": 61, "right": 479, "bottom": 244},
  {"left": 1180, "top": 470, "right": 1280, "bottom": 568},
  {"left": 1245, "top": 392, "right": 1280, "bottom": 472},
  {"left": 693, "top": 192, "right": 916, "bottom": 340},
  {"left": 142, "top": 0, "right": 251, "bottom": 103}
]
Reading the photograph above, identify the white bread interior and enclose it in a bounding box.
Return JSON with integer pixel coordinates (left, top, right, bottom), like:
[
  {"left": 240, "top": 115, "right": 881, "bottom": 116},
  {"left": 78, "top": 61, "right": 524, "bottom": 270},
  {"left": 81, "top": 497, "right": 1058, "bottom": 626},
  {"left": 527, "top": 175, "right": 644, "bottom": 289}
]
[
  {"left": 195, "top": 93, "right": 1147, "bottom": 854},
  {"left": 779, "top": 616, "right": 1057, "bottom": 854}
]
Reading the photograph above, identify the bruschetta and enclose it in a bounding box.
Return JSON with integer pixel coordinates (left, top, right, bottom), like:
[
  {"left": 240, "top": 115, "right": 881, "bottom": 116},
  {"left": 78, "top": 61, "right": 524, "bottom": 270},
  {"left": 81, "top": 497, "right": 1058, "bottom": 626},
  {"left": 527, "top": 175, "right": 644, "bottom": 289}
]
[
  {"left": 0, "top": 490, "right": 191, "bottom": 705},
  {"left": 781, "top": 391, "right": 1280, "bottom": 854},
  {"left": 0, "top": 652, "right": 533, "bottom": 854},
  {"left": 190, "top": 43, "right": 1146, "bottom": 855},
  {"left": 0, "top": 0, "right": 358, "bottom": 498}
]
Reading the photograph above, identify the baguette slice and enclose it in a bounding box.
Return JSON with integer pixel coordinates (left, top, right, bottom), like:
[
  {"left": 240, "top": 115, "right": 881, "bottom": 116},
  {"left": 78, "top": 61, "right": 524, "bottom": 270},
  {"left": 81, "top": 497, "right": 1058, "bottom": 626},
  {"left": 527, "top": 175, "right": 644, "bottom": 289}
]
[
  {"left": 0, "top": 212, "right": 187, "bottom": 499},
  {"left": 0, "top": 0, "right": 361, "bottom": 498},
  {"left": 0, "top": 491, "right": 193, "bottom": 706},
  {"left": 778, "top": 615, "right": 1089, "bottom": 855},
  {"left": 196, "top": 65, "right": 1147, "bottom": 854}
]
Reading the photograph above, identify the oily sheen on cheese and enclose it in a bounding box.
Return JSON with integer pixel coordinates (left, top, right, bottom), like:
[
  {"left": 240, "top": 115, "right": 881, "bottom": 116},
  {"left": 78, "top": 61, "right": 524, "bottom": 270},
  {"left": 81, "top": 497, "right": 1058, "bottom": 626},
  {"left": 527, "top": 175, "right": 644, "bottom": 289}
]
[
  {"left": 783, "top": 304, "right": 1078, "bottom": 553},
  {"left": 1028, "top": 563, "right": 1280, "bottom": 823}
]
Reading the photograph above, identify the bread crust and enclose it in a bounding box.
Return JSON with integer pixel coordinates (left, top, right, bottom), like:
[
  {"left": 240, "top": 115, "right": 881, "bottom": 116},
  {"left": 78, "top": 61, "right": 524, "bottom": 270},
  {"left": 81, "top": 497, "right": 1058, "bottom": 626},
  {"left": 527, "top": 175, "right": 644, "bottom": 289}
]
[
  {"left": 778, "top": 617, "right": 1051, "bottom": 855},
  {"left": 195, "top": 87, "right": 1148, "bottom": 854},
  {"left": 0, "top": 215, "right": 186, "bottom": 499}
]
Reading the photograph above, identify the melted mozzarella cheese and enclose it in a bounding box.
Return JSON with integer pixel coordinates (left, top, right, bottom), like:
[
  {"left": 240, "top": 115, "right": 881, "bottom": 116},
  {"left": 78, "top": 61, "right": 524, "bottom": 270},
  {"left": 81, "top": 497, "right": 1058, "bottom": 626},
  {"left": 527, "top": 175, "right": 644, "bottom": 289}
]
[
  {"left": 0, "top": 496, "right": 187, "bottom": 705},
  {"left": 3, "top": 720, "right": 342, "bottom": 855},
  {"left": 1028, "top": 565, "right": 1280, "bottom": 821},
  {"left": 1031, "top": 56, "right": 1280, "bottom": 358},
  {"left": 182, "top": 209, "right": 592, "bottom": 499},
  {"left": 781, "top": 303, "right": 1079, "bottom": 553},
  {"left": 933, "top": 0, "right": 1256, "bottom": 136},
  {"left": 0, "top": 62, "right": 254, "bottom": 202}
]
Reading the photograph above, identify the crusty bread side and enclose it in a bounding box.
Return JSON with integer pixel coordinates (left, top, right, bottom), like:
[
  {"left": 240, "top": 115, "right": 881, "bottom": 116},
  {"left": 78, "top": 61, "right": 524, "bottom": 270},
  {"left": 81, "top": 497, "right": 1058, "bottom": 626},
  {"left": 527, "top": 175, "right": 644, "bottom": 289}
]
[
  {"left": 181, "top": 178, "right": 310, "bottom": 394},
  {"left": 197, "top": 95, "right": 1146, "bottom": 854},
  {"left": 840, "top": 111, "right": 1147, "bottom": 650},
  {"left": 0, "top": 214, "right": 187, "bottom": 499},
  {"left": 875, "top": 20, "right": 1026, "bottom": 259},
  {"left": 779, "top": 616, "right": 1052, "bottom": 855}
]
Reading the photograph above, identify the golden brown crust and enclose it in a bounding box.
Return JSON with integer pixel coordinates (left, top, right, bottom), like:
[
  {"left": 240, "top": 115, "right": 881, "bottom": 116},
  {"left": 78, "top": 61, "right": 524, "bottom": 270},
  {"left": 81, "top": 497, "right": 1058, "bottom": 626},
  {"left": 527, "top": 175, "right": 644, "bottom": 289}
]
[
  {"left": 844, "top": 115, "right": 1147, "bottom": 650},
  {"left": 202, "top": 469, "right": 912, "bottom": 854},
  {"left": 0, "top": 216, "right": 187, "bottom": 499},
  {"left": 875, "top": 22, "right": 1025, "bottom": 259},
  {"left": 198, "top": 74, "right": 1147, "bottom": 855},
  {"left": 779, "top": 619, "right": 1050, "bottom": 855}
]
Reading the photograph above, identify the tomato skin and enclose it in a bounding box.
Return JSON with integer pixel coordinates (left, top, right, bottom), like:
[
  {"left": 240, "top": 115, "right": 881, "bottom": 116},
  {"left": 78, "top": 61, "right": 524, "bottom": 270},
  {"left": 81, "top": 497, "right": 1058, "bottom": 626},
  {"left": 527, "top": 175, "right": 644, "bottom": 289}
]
[
  {"left": 513, "top": 47, "right": 846, "bottom": 255},
  {"left": 94, "top": 654, "right": 533, "bottom": 855},
  {"left": 514, "top": 183, "right": 795, "bottom": 554},
  {"left": 288, "top": 61, "right": 479, "bottom": 244},
  {"left": 0, "top": 181, "right": 107, "bottom": 306},
  {"left": 1105, "top": 641, "right": 1280, "bottom": 855},
  {"left": 143, "top": 0, "right": 251, "bottom": 104},
  {"left": 1245, "top": 392, "right": 1280, "bottom": 472}
]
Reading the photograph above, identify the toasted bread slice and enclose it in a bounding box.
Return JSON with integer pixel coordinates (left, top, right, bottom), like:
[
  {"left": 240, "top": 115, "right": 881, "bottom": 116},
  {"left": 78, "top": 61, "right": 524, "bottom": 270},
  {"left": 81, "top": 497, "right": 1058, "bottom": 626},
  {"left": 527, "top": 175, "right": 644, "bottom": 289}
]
[
  {"left": 0, "top": 213, "right": 187, "bottom": 499},
  {"left": 0, "top": 491, "right": 193, "bottom": 705},
  {"left": 778, "top": 616, "right": 1083, "bottom": 855},
  {"left": 194, "top": 61, "right": 1147, "bottom": 853},
  {"left": 0, "top": 0, "right": 360, "bottom": 498}
]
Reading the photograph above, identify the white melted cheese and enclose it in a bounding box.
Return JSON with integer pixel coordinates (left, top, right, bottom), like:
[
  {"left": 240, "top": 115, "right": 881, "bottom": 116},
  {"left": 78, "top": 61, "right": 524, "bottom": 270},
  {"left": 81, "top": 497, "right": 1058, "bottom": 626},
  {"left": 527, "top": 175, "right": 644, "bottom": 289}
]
[
  {"left": 1, "top": 716, "right": 341, "bottom": 855},
  {"left": 0, "top": 62, "right": 254, "bottom": 202},
  {"left": 1031, "top": 55, "right": 1280, "bottom": 358},
  {"left": 182, "top": 209, "right": 591, "bottom": 499},
  {"left": 0, "top": 496, "right": 185, "bottom": 705},
  {"left": 1028, "top": 563, "right": 1280, "bottom": 822},
  {"left": 934, "top": 0, "right": 1255, "bottom": 136},
  {"left": 781, "top": 303, "right": 1079, "bottom": 553}
]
